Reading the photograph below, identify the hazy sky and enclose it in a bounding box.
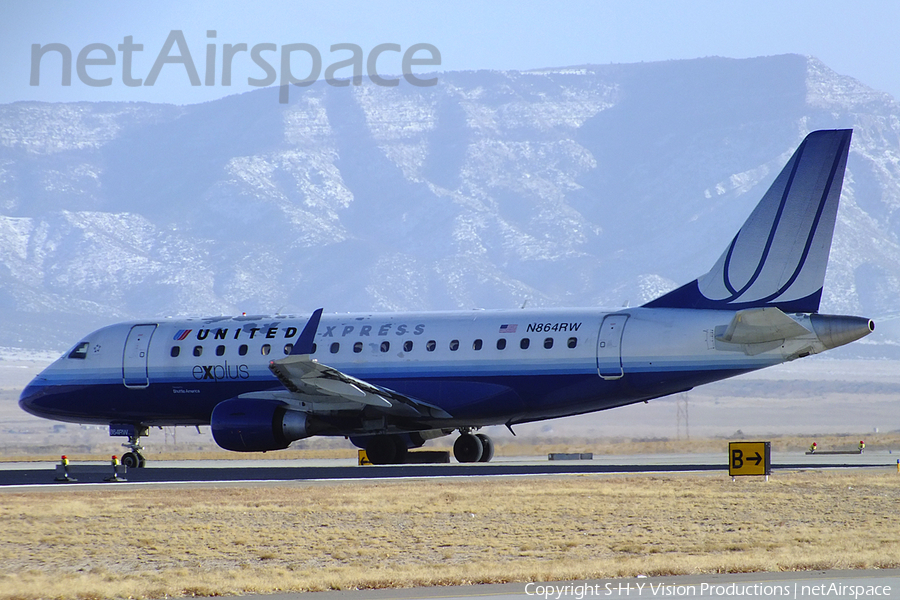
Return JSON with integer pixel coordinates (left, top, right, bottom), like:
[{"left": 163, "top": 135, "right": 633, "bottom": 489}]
[{"left": 2, "top": 0, "right": 899, "bottom": 105}]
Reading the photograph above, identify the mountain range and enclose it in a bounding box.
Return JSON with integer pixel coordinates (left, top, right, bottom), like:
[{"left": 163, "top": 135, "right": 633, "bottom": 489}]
[{"left": 1, "top": 53, "right": 899, "bottom": 355}]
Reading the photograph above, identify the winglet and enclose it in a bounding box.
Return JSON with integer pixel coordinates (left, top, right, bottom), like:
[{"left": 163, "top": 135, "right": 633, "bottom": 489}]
[{"left": 290, "top": 308, "right": 323, "bottom": 355}]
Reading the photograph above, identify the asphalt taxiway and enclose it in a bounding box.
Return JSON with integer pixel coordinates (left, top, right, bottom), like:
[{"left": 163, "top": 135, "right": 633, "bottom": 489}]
[
  {"left": 257, "top": 569, "right": 900, "bottom": 600},
  {"left": 0, "top": 450, "right": 895, "bottom": 487}
]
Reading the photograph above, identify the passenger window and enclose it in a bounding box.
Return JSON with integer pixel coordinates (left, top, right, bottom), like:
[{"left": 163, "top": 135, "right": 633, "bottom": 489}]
[
  {"left": 239, "top": 344, "right": 248, "bottom": 356},
  {"left": 330, "top": 342, "right": 340, "bottom": 354},
  {"left": 354, "top": 342, "right": 363, "bottom": 353},
  {"left": 194, "top": 346, "right": 203, "bottom": 357},
  {"left": 520, "top": 338, "right": 530, "bottom": 350},
  {"left": 544, "top": 337, "right": 553, "bottom": 349},
  {"left": 68, "top": 342, "right": 89, "bottom": 359},
  {"left": 170, "top": 346, "right": 180, "bottom": 358},
  {"left": 567, "top": 337, "right": 577, "bottom": 349},
  {"left": 403, "top": 340, "right": 413, "bottom": 352},
  {"left": 311, "top": 343, "right": 317, "bottom": 354},
  {"left": 473, "top": 339, "right": 483, "bottom": 351},
  {"left": 496, "top": 338, "right": 506, "bottom": 350},
  {"left": 216, "top": 345, "right": 226, "bottom": 356},
  {"left": 380, "top": 341, "right": 390, "bottom": 353},
  {"left": 449, "top": 340, "right": 459, "bottom": 351},
  {"left": 261, "top": 344, "right": 271, "bottom": 356},
  {"left": 284, "top": 344, "right": 293, "bottom": 355},
  {"left": 426, "top": 340, "right": 436, "bottom": 352}
]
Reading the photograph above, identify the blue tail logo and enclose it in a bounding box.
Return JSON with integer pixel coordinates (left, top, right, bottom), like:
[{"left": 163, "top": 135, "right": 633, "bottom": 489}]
[{"left": 646, "top": 129, "right": 851, "bottom": 313}]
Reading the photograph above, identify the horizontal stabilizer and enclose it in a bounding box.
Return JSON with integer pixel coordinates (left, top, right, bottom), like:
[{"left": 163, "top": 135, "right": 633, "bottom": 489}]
[{"left": 716, "top": 307, "right": 810, "bottom": 345}]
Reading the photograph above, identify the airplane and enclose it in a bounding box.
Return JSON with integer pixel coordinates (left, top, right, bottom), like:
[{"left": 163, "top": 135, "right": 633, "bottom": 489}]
[{"left": 19, "top": 129, "right": 874, "bottom": 467}]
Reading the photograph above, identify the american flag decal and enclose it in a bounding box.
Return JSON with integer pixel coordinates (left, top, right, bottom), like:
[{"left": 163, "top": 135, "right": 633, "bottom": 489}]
[
  {"left": 499, "top": 324, "right": 517, "bottom": 334},
  {"left": 174, "top": 329, "right": 192, "bottom": 341}
]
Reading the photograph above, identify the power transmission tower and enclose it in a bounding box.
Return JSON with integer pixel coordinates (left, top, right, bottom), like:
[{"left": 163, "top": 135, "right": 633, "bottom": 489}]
[{"left": 676, "top": 393, "right": 690, "bottom": 440}]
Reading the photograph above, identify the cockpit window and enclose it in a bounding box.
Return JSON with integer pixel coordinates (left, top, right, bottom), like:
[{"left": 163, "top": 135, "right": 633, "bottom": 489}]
[{"left": 68, "top": 342, "right": 89, "bottom": 359}]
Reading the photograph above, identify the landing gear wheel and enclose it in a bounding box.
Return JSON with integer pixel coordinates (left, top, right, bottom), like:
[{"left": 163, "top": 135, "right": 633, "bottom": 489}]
[
  {"left": 476, "top": 433, "right": 494, "bottom": 462},
  {"left": 121, "top": 452, "right": 143, "bottom": 469},
  {"left": 392, "top": 436, "right": 408, "bottom": 464},
  {"left": 454, "top": 433, "right": 484, "bottom": 463},
  {"left": 366, "top": 435, "right": 405, "bottom": 465}
]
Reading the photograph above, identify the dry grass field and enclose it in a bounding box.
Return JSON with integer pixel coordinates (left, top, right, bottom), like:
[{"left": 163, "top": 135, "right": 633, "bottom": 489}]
[{"left": 1, "top": 470, "right": 899, "bottom": 599}]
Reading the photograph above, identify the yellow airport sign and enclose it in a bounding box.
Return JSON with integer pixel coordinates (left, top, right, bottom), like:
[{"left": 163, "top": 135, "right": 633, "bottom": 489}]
[{"left": 728, "top": 441, "right": 771, "bottom": 477}]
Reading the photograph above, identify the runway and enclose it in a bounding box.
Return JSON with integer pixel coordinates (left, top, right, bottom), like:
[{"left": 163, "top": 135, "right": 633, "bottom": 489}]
[{"left": 0, "top": 450, "right": 895, "bottom": 487}]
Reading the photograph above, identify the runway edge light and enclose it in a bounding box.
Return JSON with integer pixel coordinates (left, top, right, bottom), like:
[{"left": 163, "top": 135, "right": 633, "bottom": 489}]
[{"left": 729, "top": 441, "right": 771, "bottom": 480}]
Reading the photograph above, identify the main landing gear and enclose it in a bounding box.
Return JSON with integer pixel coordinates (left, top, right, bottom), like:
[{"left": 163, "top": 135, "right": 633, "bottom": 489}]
[
  {"left": 453, "top": 430, "right": 494, "bottom": 463},
  {"left": 364, "top": 434, "right": 409, "bottom": 465},
  {"left": 362, "top": 429, "right": 495, "bottom": 464}
]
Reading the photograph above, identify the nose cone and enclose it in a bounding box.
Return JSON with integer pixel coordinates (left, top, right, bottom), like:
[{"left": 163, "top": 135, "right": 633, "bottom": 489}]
[{"left": 19, "top": 380, "right": 51, "bottom": 419}]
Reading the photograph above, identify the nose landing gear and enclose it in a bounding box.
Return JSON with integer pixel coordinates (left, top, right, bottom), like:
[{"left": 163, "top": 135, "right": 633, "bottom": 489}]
[{"left": 110, "top": 424, "right": 148, "bottom": 468}]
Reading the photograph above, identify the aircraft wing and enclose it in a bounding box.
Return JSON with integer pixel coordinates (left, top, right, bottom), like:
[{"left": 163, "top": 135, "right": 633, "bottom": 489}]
[
  {"left": 258, "top": 308, "right": 451, "bottom": 420},
  {"left": 267, "top": 354, "right": 453, "bottom": 419}
]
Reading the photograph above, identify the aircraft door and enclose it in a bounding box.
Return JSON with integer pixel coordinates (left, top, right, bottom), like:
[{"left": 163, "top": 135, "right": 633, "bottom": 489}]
[
  {"left": 123, "top": 324, "right": 157, "bottom": 388},
  {"left": 597, "top": 314, "right": 629, "bottom": 380}
]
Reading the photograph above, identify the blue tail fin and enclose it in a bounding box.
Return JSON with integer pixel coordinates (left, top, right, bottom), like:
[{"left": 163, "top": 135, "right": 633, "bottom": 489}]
[{"left": 645, "top": 129, "right": 851, "bottom": 312}]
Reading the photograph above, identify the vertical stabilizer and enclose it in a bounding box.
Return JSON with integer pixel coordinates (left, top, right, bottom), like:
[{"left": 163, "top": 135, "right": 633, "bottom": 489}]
[{"left": 645, "top": 129, "right": 851, "bottom": 312}]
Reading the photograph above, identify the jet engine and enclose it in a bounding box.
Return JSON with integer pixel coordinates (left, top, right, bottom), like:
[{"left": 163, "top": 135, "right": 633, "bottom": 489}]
[{"left": 210, "top": 398, "right": 317, "bottom": 452}]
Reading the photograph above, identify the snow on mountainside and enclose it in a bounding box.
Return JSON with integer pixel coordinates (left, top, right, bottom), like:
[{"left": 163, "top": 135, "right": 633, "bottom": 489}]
[{"left": 1, "top": 54, "right": 900, "bottom": 354}]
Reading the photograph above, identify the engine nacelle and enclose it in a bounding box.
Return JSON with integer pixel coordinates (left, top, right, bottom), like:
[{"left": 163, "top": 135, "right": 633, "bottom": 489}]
[{"left": 210, "top": 398, "right": 316, "bottom": 452}]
